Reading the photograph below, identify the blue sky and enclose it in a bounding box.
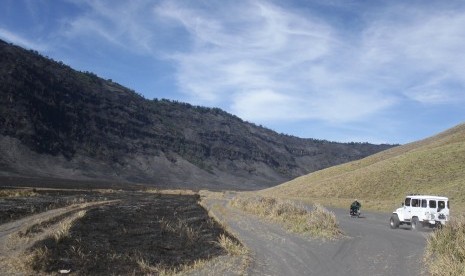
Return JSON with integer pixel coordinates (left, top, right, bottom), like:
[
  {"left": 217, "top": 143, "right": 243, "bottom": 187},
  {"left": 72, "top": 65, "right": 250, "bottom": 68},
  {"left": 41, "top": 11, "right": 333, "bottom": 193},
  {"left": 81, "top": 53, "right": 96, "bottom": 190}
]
[{"left": 1, "top": 0, "right": 465, "bottom": 144}]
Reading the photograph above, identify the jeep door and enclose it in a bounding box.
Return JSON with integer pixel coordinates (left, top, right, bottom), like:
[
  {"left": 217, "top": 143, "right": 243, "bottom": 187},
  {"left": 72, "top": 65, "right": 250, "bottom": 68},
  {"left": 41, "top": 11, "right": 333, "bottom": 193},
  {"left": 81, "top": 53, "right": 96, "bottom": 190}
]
[
  {"left": 402, "top": 197, "right": 413, "bottom": 221},
  {"left": 410, "top": 198, "right": 422, "bottom": 220},
  {"left": 437, "top": 200, "right": 449, "bottom": 218}
]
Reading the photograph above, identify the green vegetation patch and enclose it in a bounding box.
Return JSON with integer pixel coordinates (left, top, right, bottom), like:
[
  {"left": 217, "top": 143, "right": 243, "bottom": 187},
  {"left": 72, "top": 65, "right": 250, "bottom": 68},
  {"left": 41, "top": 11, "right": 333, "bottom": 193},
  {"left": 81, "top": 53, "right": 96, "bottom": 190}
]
[{"left": 230, "top": 196, "right": 342, "bottom": 239}]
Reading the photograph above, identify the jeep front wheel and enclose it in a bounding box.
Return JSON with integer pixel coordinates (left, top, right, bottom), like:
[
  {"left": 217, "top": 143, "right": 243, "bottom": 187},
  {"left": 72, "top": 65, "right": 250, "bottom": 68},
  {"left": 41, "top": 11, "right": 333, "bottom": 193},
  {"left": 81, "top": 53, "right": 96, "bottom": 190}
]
[{"left": 390, "top": 214, "right": 400, "bottom": 229}]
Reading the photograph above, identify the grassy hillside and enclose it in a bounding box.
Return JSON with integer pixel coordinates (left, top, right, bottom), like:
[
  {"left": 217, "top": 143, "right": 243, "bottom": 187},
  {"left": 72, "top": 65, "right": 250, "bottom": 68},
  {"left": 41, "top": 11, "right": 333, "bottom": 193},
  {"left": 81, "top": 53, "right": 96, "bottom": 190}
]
[{"left": 262, "top": 123, "right": 465, "bottom": 212}]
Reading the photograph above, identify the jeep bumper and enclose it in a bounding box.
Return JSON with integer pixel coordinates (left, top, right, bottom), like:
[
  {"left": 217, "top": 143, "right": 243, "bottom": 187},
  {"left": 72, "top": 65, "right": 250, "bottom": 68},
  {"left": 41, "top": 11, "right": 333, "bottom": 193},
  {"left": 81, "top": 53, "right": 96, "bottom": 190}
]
[{"left": 425, "top": 220, "right": 447, "bottom": 226}]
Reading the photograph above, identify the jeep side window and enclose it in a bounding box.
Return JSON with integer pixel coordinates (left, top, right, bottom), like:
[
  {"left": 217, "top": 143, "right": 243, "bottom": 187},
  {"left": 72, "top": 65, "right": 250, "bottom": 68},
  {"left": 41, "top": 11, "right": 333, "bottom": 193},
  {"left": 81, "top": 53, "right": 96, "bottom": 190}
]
[
  {"left": 412, "top": 199, "right": 419, "bottom": 207},
  {"left": 421, "top": 199, "right": 427, "bottom": 208},
  {"left": 429, "top": 200, "right": 436, "bottom": 208},
  {"left": 438, "top": 201, "right": 445, "bottom": 211},
  {"left": 405, "top": 198, "right": 411, "bottom": 207}
]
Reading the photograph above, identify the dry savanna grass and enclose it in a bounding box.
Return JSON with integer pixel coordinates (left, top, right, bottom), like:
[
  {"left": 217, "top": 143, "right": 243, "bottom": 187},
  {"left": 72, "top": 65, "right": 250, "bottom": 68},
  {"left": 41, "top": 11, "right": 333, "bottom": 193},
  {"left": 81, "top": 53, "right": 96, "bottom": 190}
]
[
  {"left": 254, "top": 124, "right": 465, "bottom": 275},
  {"left": 140, "top": 188, "right": 198, "bottom": 196},
  {"left": 156, "top": 189, "right": 197, "bottom": 195},
  {"left": 159, "top": 217, "right": 201, "bottom": 246},
  {"left": 198, "top": 195, "right": 251, "bottom": 275},
  {"left": 169, "top": 203, "right": 248, "bottom": 256},
  {"left": 142, "top": 187, "right": 159, "bottom": 194},
  {"left": 8, "top": 209, "right": 86, "bottom": 249},
  {"left": 257, "top": 124, "right": 465, "bottom": 275},
  {"left": 53, "top": 210, "right": 87, "bottom": 243},
  {"left": 134, "top": 231, "right": 246, "bottom": 275},
  {"left": 217, "top": 234, "right": 248, "bottom": 256},
  {"left": 137, "top": 257, "right": 207, "bottom": 276},
  {"left": 2, "top": 210, "right": 86, "bottom": 275},
  {"left": 17, "top": 246, "right": 51, "bottom": 273},
  {"left": 19, "top": 211, "right": 86, "bottom": 263},
  {"left": 424, "top": 216, "right": 465, "bottom": 276},
  {"left": 261, "top": 123, "right": 465, "bottom": 213},
  {"left": 8, "top": 192, "right": 242, "bottom": 275},
  {"left": 20, "top": 216, "right": 170, "bottom": 274},
  {"left": 136, "top": 215, "right": 245, "bottom": 275},
  {"left": 7, "top": 209, "right": 89, "bottom": 274},
  {"left": 231, "top": 196, "right": 342, "bottom": 239},
  {"left": 0, "top": 188, "right": 38, "bottom": 198}
]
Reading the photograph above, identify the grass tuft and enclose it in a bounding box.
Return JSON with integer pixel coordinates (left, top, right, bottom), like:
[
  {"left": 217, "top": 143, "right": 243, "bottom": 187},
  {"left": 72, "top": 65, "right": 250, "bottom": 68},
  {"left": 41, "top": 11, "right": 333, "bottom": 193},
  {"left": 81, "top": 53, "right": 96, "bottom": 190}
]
[
  {"left": 18, "top": 246, "right": 51, "bottom": 273},
  {"left": 0, "top": 188, "right": 38, "bottom": 198},
  {"left": 160, "top": 217, "right": 201, "bottom": 246},
  {"left": 231, "top": 196, "right": 342, "bottom": 239},
  {"left": 136, "top": 257, "right": 207, "bottom": 276},
  {"left": 53, "top": 210, "right": 87, "bottom": 243},
  {"left": 424, "top": 216, "right": 465, "bottom": 276},
  {"left": 217, "top": 234, "right": 248, "bottom": 256},
  {"left": 306, "top": 204, "right": 342, "bottom": 239}
]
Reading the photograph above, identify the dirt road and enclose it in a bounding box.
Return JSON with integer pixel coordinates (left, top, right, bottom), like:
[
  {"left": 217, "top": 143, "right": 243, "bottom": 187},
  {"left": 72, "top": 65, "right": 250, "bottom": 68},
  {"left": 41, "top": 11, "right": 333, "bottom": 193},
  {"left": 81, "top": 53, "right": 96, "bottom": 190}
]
[
  {"left": 0, "top": 200, "right": 115, "bottom": 274},
  {"left": 203, "top": 196, "right": 429, "bottom": 276}
]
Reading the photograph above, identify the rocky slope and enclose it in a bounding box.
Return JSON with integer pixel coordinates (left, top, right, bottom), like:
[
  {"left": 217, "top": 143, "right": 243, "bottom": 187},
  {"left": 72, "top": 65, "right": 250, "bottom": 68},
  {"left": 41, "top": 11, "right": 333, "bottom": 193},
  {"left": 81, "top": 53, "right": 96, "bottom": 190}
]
[{"left": 0, "top": 39, "right": 393, "bottom": 189}]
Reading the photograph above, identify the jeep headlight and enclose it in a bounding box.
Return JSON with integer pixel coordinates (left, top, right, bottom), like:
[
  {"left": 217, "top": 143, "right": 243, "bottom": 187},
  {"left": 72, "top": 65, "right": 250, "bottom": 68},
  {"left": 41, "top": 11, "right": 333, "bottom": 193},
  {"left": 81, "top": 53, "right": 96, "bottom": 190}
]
[{"left": 430, "top": 214, "right": 435, "bottom": 220}]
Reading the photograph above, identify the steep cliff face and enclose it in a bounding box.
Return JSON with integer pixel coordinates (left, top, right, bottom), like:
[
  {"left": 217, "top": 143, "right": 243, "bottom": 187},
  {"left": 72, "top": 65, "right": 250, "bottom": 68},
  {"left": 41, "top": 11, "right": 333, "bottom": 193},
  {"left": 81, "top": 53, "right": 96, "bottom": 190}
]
[{"left": 0, "top": 39, "right": 393, "bottom": 189}]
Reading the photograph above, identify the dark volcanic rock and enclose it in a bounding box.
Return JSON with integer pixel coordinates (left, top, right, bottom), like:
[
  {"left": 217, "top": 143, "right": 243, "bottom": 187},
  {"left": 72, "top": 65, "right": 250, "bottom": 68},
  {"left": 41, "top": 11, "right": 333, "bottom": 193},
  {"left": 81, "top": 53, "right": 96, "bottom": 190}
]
[{"left": 0, "top": 39, "right": 394, "bottom": 189}]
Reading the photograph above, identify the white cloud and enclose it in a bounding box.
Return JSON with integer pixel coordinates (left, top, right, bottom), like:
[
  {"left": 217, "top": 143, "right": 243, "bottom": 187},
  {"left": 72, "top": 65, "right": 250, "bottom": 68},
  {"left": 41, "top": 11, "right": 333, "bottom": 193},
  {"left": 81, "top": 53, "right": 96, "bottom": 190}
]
[
  {"left": 156, "top": 1, "right": 396, "bottom": 124},
  {"left": 358, "top": 5, "right": 465, "bottom": 105},
  {"left": 64, "top": 0, "right": 465, "bottom": 124}
]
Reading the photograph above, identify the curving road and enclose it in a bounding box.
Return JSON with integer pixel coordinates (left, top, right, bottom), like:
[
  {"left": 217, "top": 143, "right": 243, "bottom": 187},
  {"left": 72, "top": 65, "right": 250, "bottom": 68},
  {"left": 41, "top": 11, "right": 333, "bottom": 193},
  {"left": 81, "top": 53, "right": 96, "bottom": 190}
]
[{"left": 203, "top": 196, "right": 430, "bottom": 276}]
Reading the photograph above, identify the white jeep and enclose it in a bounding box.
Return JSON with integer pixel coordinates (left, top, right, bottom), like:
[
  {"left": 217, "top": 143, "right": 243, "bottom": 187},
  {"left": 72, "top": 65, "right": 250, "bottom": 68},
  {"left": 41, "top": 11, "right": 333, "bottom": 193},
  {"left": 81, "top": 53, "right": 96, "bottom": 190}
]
[{"left": 390, "top": 195, "right": 449, "bottom": 230}]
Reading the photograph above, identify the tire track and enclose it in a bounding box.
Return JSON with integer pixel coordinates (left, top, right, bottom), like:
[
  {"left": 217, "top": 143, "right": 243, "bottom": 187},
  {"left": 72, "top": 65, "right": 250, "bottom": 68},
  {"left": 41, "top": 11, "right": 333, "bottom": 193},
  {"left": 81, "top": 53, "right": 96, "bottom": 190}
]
[{"left": 0, "top": 200, "right": 118, "bottom": 274}]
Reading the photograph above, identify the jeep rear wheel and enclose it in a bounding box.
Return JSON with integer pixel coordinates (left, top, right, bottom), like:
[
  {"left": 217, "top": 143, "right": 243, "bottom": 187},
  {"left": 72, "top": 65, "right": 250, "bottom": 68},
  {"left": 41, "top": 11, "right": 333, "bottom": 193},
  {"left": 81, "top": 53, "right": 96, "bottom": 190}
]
[
  {"left": 390, "top": 214, "right": 400, "bottom": 229},
  {"left": 411, "top": 217, "right": 422, "bottom": 231}
]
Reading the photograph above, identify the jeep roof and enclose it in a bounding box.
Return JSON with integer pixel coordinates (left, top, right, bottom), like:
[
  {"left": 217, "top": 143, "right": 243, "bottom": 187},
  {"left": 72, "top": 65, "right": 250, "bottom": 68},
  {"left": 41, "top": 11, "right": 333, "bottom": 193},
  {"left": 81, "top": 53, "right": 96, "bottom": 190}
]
[{"left": 405, "top": 195, "right": 448, "bottom": 200}]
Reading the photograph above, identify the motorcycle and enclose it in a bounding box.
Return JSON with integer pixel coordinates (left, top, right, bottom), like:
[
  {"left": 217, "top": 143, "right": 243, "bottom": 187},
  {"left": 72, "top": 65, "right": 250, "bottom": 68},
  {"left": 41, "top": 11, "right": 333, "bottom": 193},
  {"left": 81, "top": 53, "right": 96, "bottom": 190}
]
[{"left": 350, "top": 207, "right": 360, "bottom": 218}]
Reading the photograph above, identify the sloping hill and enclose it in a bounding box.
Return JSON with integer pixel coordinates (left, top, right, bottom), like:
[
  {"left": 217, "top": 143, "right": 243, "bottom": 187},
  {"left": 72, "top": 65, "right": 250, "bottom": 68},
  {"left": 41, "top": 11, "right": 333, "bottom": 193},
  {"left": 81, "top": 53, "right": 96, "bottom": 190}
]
[
  {"left": 0, "top": 39, "right": 392, "bottom": 190},
  {"left": 262, "top": 123, "right": 465, "bottom": 211}
]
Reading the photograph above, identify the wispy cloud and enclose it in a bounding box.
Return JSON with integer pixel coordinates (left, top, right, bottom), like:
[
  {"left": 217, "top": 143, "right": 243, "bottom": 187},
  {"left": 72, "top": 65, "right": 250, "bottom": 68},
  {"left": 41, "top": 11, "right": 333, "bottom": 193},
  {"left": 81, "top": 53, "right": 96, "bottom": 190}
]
[
  {"left": 0, "top": 28, "right": 47, "bottom": 51},
  {"left": 155, "top": 0, "right": 465, "bottom": 125},
  {"left": 41, "top": 0, "right": 465, "bottom": 125},
  {"left": 62, "top": 0, "right": 160, "bottom": 54},
  {"left": 156, "top": 1, "right": 381, "bottom": 123},
  {"left": 358, "top": 4, "right": 465, "bottom": 105}
]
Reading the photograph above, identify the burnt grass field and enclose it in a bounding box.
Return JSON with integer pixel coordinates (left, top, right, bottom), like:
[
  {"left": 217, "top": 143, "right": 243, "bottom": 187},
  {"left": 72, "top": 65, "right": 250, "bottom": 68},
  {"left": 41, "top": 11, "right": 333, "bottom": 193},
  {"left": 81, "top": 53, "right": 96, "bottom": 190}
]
[
  {"left": 0, "top": 182, "right": 237, "bottom": 275},
  {"left": 0, "top": 188, "right": 116, "bottom": 224}
]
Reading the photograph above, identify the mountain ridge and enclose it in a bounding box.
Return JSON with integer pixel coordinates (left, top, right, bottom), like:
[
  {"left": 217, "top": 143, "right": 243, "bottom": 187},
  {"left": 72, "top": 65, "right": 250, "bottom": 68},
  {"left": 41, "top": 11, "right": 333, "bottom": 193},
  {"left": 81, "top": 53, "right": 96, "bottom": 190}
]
[{"left": 0, "top": 39, "right": 393, "bottom": 189}]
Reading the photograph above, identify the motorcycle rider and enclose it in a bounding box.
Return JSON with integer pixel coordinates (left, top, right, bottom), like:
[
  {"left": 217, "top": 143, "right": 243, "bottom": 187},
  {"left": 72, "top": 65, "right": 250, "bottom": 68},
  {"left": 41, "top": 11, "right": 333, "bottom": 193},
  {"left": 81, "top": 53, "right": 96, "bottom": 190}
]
[{"left": 350, "top": 199, "right": 361, "bottom": 215}]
